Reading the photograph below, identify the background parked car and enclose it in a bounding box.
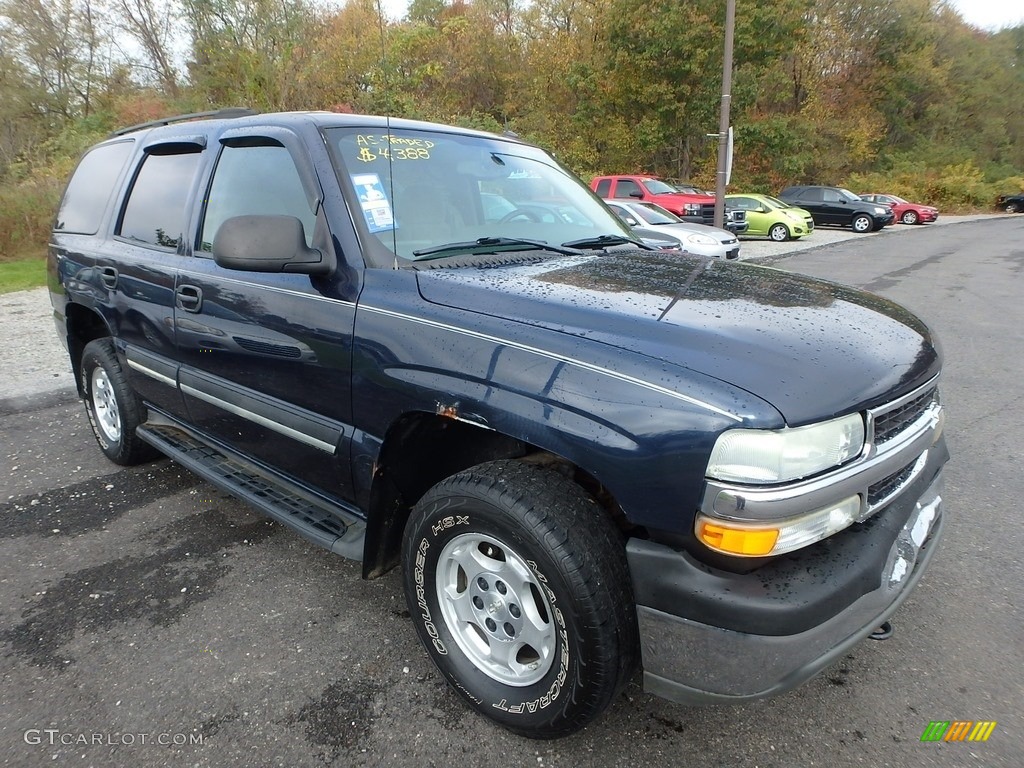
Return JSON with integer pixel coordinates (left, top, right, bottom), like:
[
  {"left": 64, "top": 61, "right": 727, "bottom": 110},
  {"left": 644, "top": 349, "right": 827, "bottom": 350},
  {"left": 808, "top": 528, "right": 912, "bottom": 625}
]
[
  {"left": 779, "top": 185, "right": 894, "bottom": 232},
  {"left": 996, "top": 192, "right": 1024, "bottom": 213},
  {"left": 591, "top": 174, "right": 748, "bottom": 234},
  {"left": 860, "top": 194, "right": 938, "bottom": 225},
  {"left": 604, "top": 199, "right": 740, "bottom": 259},
  {"left": 725, "top": 194, "right": 814, "bottom": 241}
]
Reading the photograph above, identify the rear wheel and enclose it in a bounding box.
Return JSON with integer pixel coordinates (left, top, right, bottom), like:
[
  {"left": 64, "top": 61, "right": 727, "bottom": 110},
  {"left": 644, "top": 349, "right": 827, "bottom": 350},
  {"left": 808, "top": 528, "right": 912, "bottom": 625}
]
[
  {"left": 401, "top": 460, "right": 638, "bottom": 738},
  {"left": 768, "top": 222, "right": 791, "bottom": 242},
  {"left": 901, "top": 210, "right": 919, "bottom": 225},
  {"left": 852, "top": 213, "right": 873, "bottom": 233},
  {"left": 80, "top": 339, "right": 156, "bottom": 465}
]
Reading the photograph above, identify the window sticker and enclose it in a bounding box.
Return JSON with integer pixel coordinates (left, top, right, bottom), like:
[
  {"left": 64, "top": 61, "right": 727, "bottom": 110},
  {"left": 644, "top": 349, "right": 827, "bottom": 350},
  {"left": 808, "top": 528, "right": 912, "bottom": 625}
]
[{"left": 351, "top": 172, "right": 395, "bottom": 233}]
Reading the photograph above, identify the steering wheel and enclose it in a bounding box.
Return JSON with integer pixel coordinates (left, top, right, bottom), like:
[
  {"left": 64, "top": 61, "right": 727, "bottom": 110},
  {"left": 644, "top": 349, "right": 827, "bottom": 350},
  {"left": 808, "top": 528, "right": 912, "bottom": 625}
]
[{"left": 499, "top": 207, "right": 543, "bottom": 223}]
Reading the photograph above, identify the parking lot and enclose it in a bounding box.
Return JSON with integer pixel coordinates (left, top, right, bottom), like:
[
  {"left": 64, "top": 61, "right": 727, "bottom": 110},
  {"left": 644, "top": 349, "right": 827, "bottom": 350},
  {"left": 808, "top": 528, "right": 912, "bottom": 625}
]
[{"left": 1, "top": 215, "right": 1022, "bottom": 766}]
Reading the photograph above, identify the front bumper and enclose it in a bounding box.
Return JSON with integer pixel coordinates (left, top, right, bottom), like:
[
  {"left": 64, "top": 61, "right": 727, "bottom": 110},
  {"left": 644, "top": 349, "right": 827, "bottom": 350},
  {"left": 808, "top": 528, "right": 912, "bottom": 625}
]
[{"left": 627, "top": 443, "right": 947, "bottom": 705}]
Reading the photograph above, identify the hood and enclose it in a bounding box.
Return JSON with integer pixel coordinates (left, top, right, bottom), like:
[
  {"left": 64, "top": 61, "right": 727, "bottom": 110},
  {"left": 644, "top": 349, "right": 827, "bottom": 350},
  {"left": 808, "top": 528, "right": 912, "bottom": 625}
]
[{"left": 416, "top": 252, "right": 940, "bottom": 425}]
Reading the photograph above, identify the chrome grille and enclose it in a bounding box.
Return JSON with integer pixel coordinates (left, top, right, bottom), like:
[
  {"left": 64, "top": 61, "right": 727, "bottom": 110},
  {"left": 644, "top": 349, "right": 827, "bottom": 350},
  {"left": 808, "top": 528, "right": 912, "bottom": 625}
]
[{"left": 874, "top": 387, "right": 936, "bottom": 445}]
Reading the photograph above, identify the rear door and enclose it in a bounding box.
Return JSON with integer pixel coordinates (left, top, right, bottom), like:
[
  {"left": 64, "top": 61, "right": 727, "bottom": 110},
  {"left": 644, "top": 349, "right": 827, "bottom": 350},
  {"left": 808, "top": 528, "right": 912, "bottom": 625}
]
[
  {"left": 173, "top": 126, "right": 359, "bottom": 501},
  {"left": 105, "top": 138, "right": 207, "bottom": 419}
]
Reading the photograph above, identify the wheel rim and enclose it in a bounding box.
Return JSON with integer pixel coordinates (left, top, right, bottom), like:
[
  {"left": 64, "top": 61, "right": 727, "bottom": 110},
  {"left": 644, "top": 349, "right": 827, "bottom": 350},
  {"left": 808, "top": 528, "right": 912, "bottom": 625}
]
[
  {"left": 854, "top": 216, "right": 870, "bottom": 232},
  {"left": 903, "top": 212, "right": 917, "bottom": 224},
  {"left": 91, "top": 367, "right": 122, "bottom": 442},
  {"left": 770, "top": 224, "right": 787, "bottom": 241},
  {"left": 435, "top": 532, "right": 557, "bottom": 686}
]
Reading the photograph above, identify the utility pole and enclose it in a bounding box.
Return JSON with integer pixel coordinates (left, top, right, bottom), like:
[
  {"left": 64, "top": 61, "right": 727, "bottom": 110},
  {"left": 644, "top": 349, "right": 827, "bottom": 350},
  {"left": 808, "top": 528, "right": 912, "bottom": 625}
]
[{"left": 713, "top": 0, "right": 736, "bottom": 229}]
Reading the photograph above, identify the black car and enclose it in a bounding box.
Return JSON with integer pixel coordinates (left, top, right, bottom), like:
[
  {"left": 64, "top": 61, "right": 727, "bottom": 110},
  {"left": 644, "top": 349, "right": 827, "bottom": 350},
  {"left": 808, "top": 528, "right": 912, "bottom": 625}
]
[
  {"left": 48, "top": 109, "right": 947, "bottom": 738},
  {"left": 779, "top": 185, "right": 895, "bottom": 232},
  {"left": 996, "top": 192, "right": 1024, "bottom": 213}
]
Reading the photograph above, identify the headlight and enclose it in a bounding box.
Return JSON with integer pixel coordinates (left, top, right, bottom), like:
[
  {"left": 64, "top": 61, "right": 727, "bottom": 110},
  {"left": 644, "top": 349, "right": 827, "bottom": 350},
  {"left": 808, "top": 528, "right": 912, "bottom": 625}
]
[
  {"left": 695, "top": 494, "right": 861, "bottom": 556},
  {"left": 874, "top": 206, "right": 888, "bottom": 215},
  {"left": 784, "top": 210, "right": 803, "bottom": 222},
  {"left": 683, "top": 203, "right": 701, "bottom": 214},
  {"left": 706, "top": 413, "right": 864, "bottom": 484},
  {"left": 686, "top": 233, "right": 718, "bottom": 245}
]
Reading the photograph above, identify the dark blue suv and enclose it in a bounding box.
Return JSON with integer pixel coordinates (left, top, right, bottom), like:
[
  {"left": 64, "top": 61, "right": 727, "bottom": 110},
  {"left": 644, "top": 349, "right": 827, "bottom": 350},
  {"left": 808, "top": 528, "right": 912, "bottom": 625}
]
[{"left": 49, "top": 110, "right": 948, "bottom": 738}]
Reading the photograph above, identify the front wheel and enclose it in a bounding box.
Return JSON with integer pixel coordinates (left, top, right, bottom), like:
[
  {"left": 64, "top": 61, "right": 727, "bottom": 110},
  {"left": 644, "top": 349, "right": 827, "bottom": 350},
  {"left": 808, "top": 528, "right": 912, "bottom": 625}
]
[
  {"left": 901, "top": 210, "right": 919, "bottom": 225},
  {"left": 1007, "top": 202, "right": 1021, "bottom": 214},
  {"left": 401, "top": 460, "right": 638, "bottom": 738},
  {"left": 768, "top": 222, "right": 791, "bottom": 242},
  {"left": 80, "top": 339, "right": 156, "bottom": 465},
  {"left": 852, "top": 213, "right": 873, "bottom": 233}
]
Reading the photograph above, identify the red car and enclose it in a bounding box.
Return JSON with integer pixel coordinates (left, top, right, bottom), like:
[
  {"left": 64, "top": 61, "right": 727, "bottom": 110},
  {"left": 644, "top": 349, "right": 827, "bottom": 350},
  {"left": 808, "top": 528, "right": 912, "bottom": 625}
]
[{"left": 860, "top": 194, "right": 938, "bottom": 225}]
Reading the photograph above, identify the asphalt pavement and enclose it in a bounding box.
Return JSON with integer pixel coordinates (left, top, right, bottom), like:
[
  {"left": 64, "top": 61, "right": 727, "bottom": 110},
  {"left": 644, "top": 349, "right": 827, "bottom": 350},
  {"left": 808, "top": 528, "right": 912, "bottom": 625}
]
[{"left": 1, "top": 217, "right": 1022, "bottom": 766}]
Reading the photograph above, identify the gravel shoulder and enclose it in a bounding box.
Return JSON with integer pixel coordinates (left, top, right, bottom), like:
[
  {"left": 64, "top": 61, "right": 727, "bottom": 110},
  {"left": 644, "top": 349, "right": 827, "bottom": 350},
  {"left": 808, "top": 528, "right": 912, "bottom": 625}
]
[{"left": 0, "top": 213, "right": 1013, "bottom": 411}]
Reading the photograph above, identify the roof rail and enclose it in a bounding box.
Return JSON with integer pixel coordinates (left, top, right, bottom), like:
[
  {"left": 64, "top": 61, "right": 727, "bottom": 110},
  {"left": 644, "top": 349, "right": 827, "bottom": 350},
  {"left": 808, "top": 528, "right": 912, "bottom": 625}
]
[{"left": 110, "top": 107, "right": 259, "bottom": 137}]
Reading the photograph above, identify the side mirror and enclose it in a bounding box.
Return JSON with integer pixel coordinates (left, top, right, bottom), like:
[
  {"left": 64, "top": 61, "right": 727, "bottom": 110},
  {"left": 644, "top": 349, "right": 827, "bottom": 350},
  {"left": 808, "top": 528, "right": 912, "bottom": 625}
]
[
  {"left": 213, "top": 215, "right": 331, "bottom": 275},
  {"left": 628, "top": 190, "right": 644, "bottom": 199},
  {"left": 625, "top": 216, "right": 639, "bottom": 226}
]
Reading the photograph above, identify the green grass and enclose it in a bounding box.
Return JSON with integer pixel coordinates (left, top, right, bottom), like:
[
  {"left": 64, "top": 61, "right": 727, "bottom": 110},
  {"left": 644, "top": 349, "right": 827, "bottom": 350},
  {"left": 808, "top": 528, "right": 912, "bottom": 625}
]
[{"left": 0, "top": 257, "right": 47, "bottom": 294}]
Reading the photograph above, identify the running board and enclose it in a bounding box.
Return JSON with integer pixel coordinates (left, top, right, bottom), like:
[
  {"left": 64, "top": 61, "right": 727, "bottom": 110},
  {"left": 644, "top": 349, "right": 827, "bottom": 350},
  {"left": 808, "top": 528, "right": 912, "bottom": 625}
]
[{"left": 137, "top": 420, "right": 365, "bottom": 560}]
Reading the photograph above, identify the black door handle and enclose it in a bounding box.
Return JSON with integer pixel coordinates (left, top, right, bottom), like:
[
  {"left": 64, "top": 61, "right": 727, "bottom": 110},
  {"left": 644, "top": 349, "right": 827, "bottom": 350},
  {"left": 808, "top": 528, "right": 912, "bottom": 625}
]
[
  {"left": 176, "top": 284, "right": 203, "bottom": 313},
  {"left": 100, "top": 267, "right": 118, "bottom": 290}
]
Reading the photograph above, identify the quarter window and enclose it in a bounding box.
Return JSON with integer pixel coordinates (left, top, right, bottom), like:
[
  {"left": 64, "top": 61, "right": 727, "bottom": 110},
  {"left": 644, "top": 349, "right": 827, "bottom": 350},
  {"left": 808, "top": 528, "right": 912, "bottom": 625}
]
[
  {"left": 594, "top": 179, "right": 611, "bottom": 197},
  {"left": 118, "top": 150, "right": 202, "bottom": 249},
  {"left": 57, "top": 141, "right": 134, "bottom": 234}
]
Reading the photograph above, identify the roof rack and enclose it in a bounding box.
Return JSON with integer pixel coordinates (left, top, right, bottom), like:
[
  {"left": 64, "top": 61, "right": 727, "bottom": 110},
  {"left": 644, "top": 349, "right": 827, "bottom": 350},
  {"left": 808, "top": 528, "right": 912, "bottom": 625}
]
[{"left": 110, "top": 107, "right": 259, "bottom": 137}]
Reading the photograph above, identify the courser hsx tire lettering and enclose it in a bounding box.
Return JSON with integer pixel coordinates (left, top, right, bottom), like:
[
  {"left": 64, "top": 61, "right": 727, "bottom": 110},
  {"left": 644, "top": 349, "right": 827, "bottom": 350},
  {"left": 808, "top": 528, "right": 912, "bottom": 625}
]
[{"left": 401, "top": 460, "right": 639, "bottom": 738}]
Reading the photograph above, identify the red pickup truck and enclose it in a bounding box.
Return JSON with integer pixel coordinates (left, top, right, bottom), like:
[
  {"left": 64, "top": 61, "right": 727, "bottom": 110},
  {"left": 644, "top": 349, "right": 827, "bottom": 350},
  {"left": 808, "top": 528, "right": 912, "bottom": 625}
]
[{"left": 591, "top": 174, "right": 747, "bottom": 233}]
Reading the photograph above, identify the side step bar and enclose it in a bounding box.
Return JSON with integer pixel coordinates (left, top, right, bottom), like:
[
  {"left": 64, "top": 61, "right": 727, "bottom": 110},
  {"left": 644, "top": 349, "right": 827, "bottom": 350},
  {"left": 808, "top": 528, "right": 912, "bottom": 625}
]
[{"left": 137, "top": 419, "right": 365, "bottom": 560}]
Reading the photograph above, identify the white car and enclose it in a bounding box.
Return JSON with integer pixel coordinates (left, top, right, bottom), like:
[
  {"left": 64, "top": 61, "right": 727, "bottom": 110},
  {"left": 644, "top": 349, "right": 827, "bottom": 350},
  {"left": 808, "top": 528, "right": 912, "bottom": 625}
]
[{"left": 604, "top": 199, "right": 741, "bottom": 259}]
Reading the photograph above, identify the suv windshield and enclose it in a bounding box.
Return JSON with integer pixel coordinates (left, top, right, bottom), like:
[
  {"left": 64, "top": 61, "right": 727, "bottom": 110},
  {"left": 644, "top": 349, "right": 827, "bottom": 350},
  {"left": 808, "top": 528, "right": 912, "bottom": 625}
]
[{"left": 327, "top": 128, "right": 632, "bottom": 262}]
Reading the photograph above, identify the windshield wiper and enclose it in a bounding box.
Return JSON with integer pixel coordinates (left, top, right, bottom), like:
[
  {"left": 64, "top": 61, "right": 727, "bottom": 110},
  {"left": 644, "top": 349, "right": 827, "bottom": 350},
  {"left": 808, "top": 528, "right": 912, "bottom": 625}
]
[
  {"left": 412, "top": 237, "right": 583, "bottom": 260},
  {"left": 561, "top": 234, "right": 649, "bottom": 250}
]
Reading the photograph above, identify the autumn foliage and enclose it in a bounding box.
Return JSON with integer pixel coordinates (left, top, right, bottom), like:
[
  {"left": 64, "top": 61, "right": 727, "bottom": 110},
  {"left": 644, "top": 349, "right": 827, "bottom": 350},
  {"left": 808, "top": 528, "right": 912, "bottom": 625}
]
[{"left": 1, "top": 0, "right": 1022, "bottom": 260}]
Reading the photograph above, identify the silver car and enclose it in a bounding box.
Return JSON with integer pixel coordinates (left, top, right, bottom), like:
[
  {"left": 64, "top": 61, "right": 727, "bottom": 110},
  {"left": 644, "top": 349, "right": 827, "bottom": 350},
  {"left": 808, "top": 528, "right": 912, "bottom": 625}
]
[{"left": 604, "top": 200, "right": 741, "bottom": 259}]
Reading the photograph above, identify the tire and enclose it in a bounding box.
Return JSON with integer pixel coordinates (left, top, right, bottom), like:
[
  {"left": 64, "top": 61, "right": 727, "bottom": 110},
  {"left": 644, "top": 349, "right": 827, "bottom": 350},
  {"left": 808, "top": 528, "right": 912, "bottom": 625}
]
[
  {"left": 1007, "top": 202, "right": 1021, "bottom": 214},
  {"left": 901, "top": 210, "right": 919, "bottom": 225},
  {"left": 852, "top": 213, "right": 873, "bottom": 233},
  {"left": 80, "top": 339, "right": 156, "bottom": 465},
  {"left": 401, "top": 460, "right": 638, "bottom": 738},
  {"left": 768, "top": 222, "right": 791, "bottom": 242}
]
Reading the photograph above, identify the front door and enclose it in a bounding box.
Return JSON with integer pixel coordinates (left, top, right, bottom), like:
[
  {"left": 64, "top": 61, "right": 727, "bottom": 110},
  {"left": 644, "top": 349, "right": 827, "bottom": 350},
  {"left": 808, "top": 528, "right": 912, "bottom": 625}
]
[{"left": 174, "top": 130, "right": 358, "bottom": 501}]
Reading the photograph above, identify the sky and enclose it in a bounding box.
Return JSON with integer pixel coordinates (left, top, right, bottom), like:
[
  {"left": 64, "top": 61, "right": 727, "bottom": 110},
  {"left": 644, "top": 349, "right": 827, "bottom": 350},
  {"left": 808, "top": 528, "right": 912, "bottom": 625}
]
[
  {"left": 948, "top": 0, "right": 1024, "bottom": 30},
  {"left": 378, "top": 0, "right": 1024, "bottom": 31}
]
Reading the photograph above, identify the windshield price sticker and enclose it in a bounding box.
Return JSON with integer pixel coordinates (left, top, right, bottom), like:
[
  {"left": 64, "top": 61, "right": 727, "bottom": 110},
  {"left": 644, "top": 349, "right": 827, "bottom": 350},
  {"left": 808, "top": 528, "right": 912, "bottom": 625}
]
[{"left": 354, "top": 134, "right": 433, "bottom": 162}]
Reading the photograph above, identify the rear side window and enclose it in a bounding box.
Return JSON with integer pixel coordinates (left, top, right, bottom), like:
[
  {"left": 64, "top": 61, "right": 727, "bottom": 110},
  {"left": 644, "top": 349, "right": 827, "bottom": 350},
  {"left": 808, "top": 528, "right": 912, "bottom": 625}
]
[
  {"left": 56, "top": 141, "right": 134, "bottom": 234},
  {"left": 594, "top": 179, "right": 611, "bottom": 197},
  {"left": 118, "top": 149, "right": 202, "bottom": 249}
]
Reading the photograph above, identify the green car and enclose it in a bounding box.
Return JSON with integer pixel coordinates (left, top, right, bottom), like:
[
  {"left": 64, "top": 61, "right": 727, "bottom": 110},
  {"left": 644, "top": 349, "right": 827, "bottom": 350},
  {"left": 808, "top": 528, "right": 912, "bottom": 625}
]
[{"left": 725, "top": 193, "right": 815, "bottom": 241}]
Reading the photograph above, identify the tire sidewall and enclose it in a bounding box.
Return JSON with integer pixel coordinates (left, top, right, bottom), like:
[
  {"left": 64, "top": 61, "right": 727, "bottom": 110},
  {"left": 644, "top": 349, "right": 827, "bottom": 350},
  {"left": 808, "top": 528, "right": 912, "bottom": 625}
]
[
  {"left": 853, "top": 214, "right": 872, "bottom": 232},
  {"left": 404, "top": 493, "right": 584, "bottom": 732},
  {"left": 80, "top": 340, "right": 143, "bottom": 464}
]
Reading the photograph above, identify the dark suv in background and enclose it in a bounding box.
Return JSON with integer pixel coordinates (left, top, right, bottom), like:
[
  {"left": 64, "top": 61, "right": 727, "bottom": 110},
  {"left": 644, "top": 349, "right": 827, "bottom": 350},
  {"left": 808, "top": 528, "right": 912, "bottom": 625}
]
[{"left": 779, "top": 185, "right": 895, "bottom": 233}]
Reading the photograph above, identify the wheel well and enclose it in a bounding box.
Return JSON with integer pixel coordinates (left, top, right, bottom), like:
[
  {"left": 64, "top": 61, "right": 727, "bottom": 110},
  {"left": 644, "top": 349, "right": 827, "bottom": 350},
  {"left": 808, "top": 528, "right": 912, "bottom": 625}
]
[
  {"left": 65, "top": 304, "right": 112, "bottom": 395},
  {"left": 361, "top": 412, "right": 630, "bottom": 578}
]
